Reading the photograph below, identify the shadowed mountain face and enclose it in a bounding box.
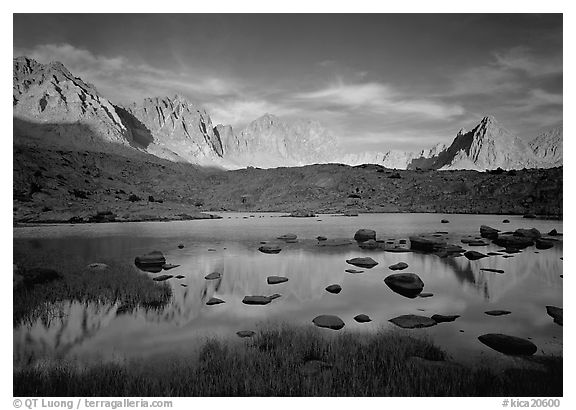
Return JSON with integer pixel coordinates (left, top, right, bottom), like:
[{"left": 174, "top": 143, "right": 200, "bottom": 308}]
[{"left": 13, "top": 57, "right": 562, "bottom": 170}]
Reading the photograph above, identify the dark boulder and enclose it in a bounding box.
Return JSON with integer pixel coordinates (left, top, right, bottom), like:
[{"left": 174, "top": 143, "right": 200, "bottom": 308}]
[
  {"left": 485, "top": 310, "right": 511, "bottom": 316},
  {"left": 205, "top": 272, "right": 222, "bottom": 280},
  {"left": 546, "top": 306, "right": 563, "bottom": 326},
  {"left": 493, "top": 235, "right": 534, "bottom": 249},
  {"left": 409, "top": 236, "right": 442, "bottom": 252},
  {"left": 384, "top": 273, "right": 424, "bottom": 298},
  {"left": 277, "top": 233, "right": 297, "bottom": 240},
  {"left": 358, "top": 239, "right": 379, "bottom": 250},
  {"left": 316, "top": 236, "right": 327, "bottom": 241},
  {"left": 389, "top": 314, "right": 437, "bottom": 329},
  {"left": 354, "top": 229, "right": 376, "bottom": 242},
  {"left": 312, "top": 315, "right": 345, "bottom": 330},
  {"left": 478, "top": 334, "right": 537, "bottom": 355},
  {"left": 267, "top": 276, "right": 289, "bottom": 285},
  {"left": 258, "top": 245, "right": 282, "bottom": 254},
  {"left": 346, "top": 257, "right": 378, "bottom": 268},
  {"left": 345, "top": 269, "right": 364, "bottom": 274},
  {"left": 134, "top": 251, "right": 166, "bottom": 272},
  {"left": 162, "top": 264, "right": 180, "bottom": 270},
  {"left": 464, "top": 251, "right": 488, "bottom": 260},
  {"left": 389, "top": 262, "right": 409, "bottom": 271},
  {"left": 441, "top": 219, "right": 449, "bottom": 223},
  {"left": 514, "top": 228, "right": 541, "bottom": 239},
  {"left": 325, "top": 284, "right": 342, "bottom": 294},
  {"left": 535, "top": 239, "right": 554, "bottom": 250},
  {"left": 548, "top": 229, "right": 559, "bottom": 236},
  {"left": 431, "top": 314, "right": 460, "bottom": 323},
  {"left": 242, "top": 295, "right": 272, "bottom": 305},
  {"left": 480, "top": 225, "right": 500, "bottom": 239},
  {"left": 206, "top": 297, "right": 225, "bottom": 306},
  {"left": 480, "top": 268, "right": 504, "bottom": 273},
  {"left": 354, "top": 314, "right": 372, "bottom": 323}
]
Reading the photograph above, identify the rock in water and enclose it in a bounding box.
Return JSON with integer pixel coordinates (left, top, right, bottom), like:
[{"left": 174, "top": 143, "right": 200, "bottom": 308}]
[
  {"left": 242, "top": 296, "right": 272, "bottom": 305},
  {"left": 267, "top": 276, "right": 289, "bottom": 285},
  {"left": 153, "top": 274, "right": 173, "bottom": 281},
  {"left": 548, "top": 229, "right": 559, "bottom": 236},
  {"left": 290, "top": 210, "right": 316, "bottom": 217},
  {"left": 258, "top": 245, "right": 282, "bottom": 254},
  {"left": 546, "top": 306, "right": 563, "bottom": 326},
  {"left": 384, "top": 273, "right": 425, "bottom": 298},
  {"left": 431, "top": 314, "right": 460, "bottom": 323},
  {"left": 206, "top": 297, "right": 225, "bottom": 306},
  {"left": 345, "top": 269, "right": 364, "bottom": 274},
  {"left": 277, "top": 233, "right": 297, "bottom": 240},
  {"left": 535, "top": 239, "right": 554, "bottom": 250},
  {"left": 354, "top": 229, "right": 376, "bottom": 242},
  {"left": 236, "top": 330, "right": 256, "bottom": 338},
  {"left": 325, "top": 284, "right": 342, "bottom": 294},
  {"left": 358, "top": 239, "right": 379, "bottom": 250},
  {"left": 409, "top": 236, "right": 442, "bottom": 252},
  {"left": 464, "top": 251, "right": 488, "bottom": 260},
  {"left": 134, "top": 251, "right": 166, "bottom": 272},
  {"left": 162, "top": 263, "right": 180, "bottom": 270},
  {"left": 204, "top": 272, "right": 222, "bottom": 280},
  {"left": 480, "top": 225, "right": 500, "bottom": 239},
  {"left": 441, "top": 219, "right": 449, "bottom": 223},
  {"left": 492, "top": 235, "right": 534, "bottom": 249},
  {"left": 346, "top": 257, "right": 378, "bottom": 268},
  {"left": 389, "top": 262, "right": 409, "bottom": 271},
  {"left": 503, "top": 219, "right": 510, "bottom": 223},
  {"left": 419, "top": 292, "right": 433, "bottom": 298},
  {"left": 514, "top": 228, "right": 541, "bottom": 239},
  {"left": 480, "top": 268, "right": 505, "bottom": 273},
  {"left": 389, "top": 315, "right": 437, "bottom": 329},
  {"left": 478, "top": 334, "right": 537, "bottom": 355},
  {"left": 312, "top": 315, "right": 345, "bottom": 330},
  {"left": 354, "top": 314, "right": 372, "bottom": 323},
  {"left": 177, "top": 244, "right": 185, "bottom": 249},
  {"left": 316, "top": 236, "right": 327, "bottom": 241},
  {"left": 485, "top": 310, "right": 511, "bottom": 316}
]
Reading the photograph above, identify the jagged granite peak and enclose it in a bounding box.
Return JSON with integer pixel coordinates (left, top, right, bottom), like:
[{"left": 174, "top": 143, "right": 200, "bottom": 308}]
[
  {"left": 13, "top": 56, "right": 132, "bottom": 149},
  {"left": 529, "top": 126, "right": 562, "bottom": 166},
  {"left": 426, "top": 115, "right": 549, "bottom": 170},
  {"left": 120, "top": 95, "right": 224, "bottom": 164},
  {"left": 221, "top": 114, "right": 339, "bottom": 168}
]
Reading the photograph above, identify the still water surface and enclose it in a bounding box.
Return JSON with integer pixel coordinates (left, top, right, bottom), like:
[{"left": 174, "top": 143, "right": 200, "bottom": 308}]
[{"left": 13, "top": 213, "right": 563, "bottom": 366}]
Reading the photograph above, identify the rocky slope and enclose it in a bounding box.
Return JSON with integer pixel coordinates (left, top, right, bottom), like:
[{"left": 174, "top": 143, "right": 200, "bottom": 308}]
[
  {"left": 120, "top": 96, "right": 225, "bottom": 166},
  {"left": 216, "top": 114, "right": 338, "bottom": 168},
  {"left": 530, "top": 126, "right": 563, "bottom": 167},
  {"left": 13, "top": 56, "right": 132, "bottom": 151},
  {"left": 13, "top": 145, "right": 562, "bottom": 223}
]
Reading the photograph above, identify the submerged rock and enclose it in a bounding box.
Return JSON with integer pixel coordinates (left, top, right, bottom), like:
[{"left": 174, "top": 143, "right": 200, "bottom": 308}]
[
  {"left": 389, "top": 262, "right": 409, "bottom": 271},
  {"left": 258, "top": 245, "right": 282, "bottom": 254},
  {"left": 313, "top": 315, "right": 345, "bottom": 330},
  {"left": 206, "top": 297, "right": 225, "bottom": 306},
  {"left": 267, "top": 276, "right": 289, "bottom": 285},
  {"left": 346, "top": 257, "right": 378, "bottom": 268},
  {"left": 485, "top": 310, "right": 511, "bottom": 316},
  {"left": 409, "top": 236, "right": 439, "bottom": 252},
  {"left": 242, "top": 295, "right": 272, "bottom": 305},
  {"left": 204, "top": 272, "right": 222, "bottom": 280},
  {"left": 345, "top": 269, "right": 364, "bottom": 274},
  {"left": 546, "top": 305, "right": 563, "bottom": 326},
  {"left": 325, "top": 284, "right": 342, "bottom": 294},
  {"left": 418, "top": 292, "right": 434, "bottom": 298},
  {"left": 354, "top": 229, "right": 376, "bottom": 242},
  {"left": 354, "top": 314, "right": 371, "bottom": 323},
  {"left": 389, "top": 314, "right": 437, "bottom": 329},
  {"left": 431, "top": 314, "right": 460, "bottom": 323},
  {"left": 162, "top": 263, "right": 180, "bottom": 270},
  {"left": 478, "top": 334, "right": 537, "bottom": 355},
  {"left": 277, "top": 233, "right": 297, "bottom": 240},
  {"left": 153, "top": 274, "right": 173, "bottom": 281},
  {"left": 464, "top": 251, "right": 488, "bottom": 260},
  {"left": 384, "top": 273, "right": 425, "bottom": 298},
  {"left": 236, "top": 330, "right": 256, "bottom": 338}
]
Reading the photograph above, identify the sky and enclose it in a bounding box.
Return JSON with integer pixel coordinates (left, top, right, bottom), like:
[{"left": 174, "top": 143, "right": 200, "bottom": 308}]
[{"left": 13, "top": 14, "right": 563, "bottom": 153}]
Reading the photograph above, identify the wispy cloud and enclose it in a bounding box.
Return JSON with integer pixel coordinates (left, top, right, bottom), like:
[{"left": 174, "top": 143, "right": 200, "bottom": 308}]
[
  {"left": 13, "top": 43, "right": 239, "bottom": 104},
  {"left": 293, "top": 81, "right": 465, "bottom": 119}
]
